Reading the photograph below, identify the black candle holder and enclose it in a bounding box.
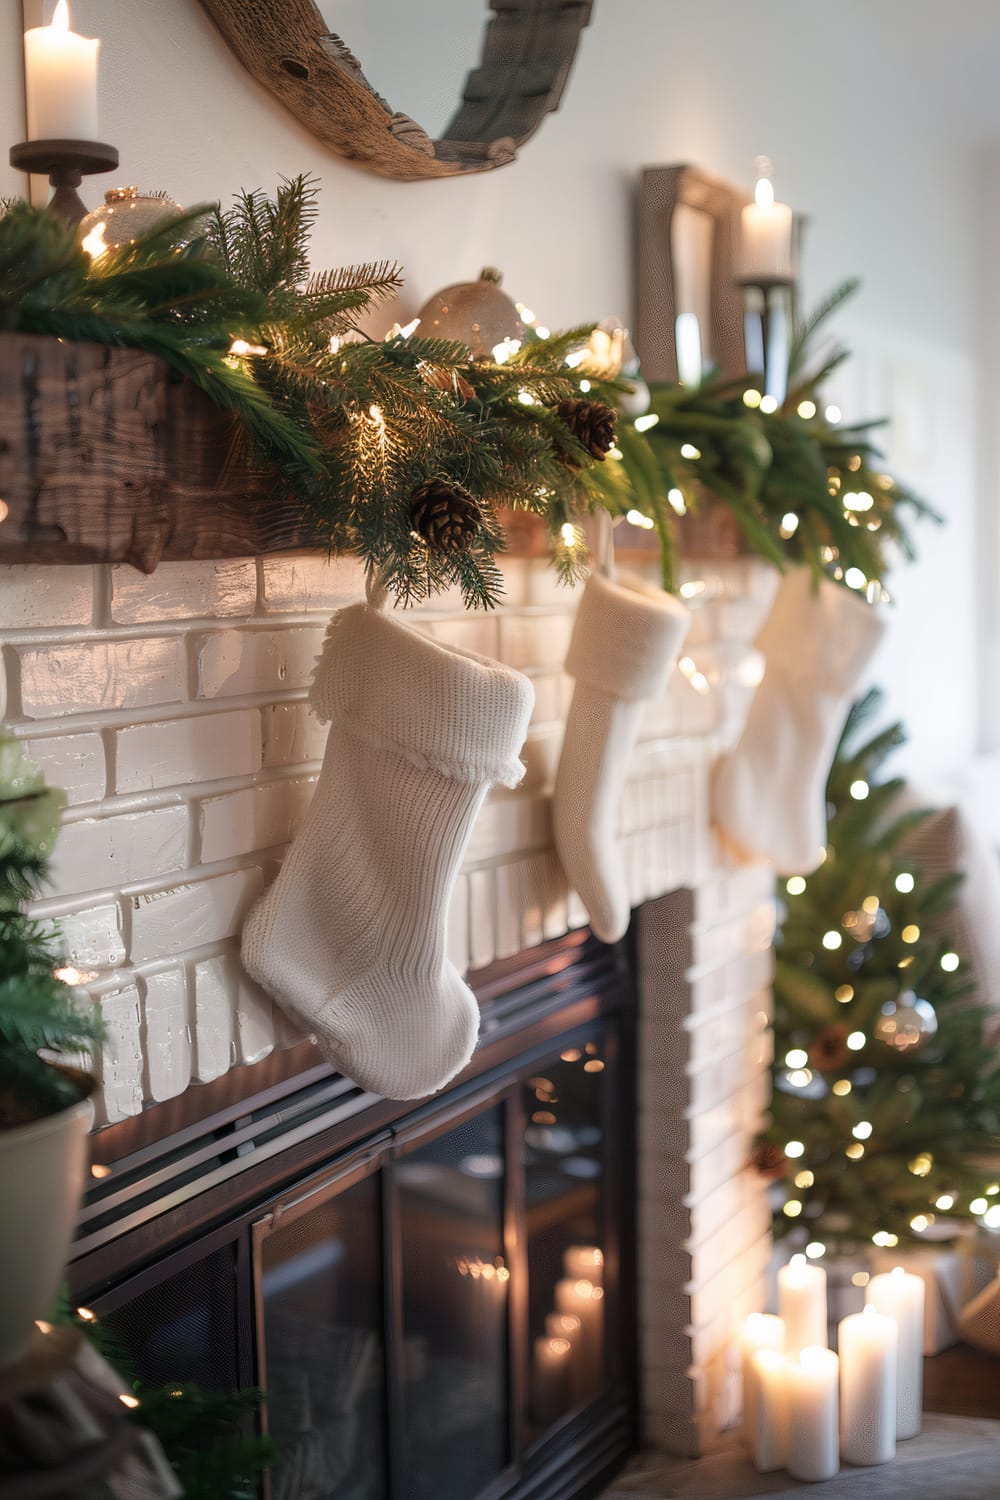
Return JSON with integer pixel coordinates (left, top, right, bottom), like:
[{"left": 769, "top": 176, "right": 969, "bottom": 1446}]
[
  {"left": 737, "top": 275, "right": 795, "bottom": 403},
  {"left": 9, "top": 139, "right": 119, "bottom": 227}
]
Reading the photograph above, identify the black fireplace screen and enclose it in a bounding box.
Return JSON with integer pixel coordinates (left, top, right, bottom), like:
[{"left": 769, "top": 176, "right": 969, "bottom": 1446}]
[{"left": 83, "top": 939, "right": 635, "bottom": 1500}]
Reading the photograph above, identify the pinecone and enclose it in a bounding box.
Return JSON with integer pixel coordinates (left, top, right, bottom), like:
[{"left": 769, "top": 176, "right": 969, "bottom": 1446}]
[
  {"left": 555, "top": 398, "right": 617, "bottom": 461},
  {"left": 750, "top": 1141, "right": 787, "bottom": 1180},
  {"left": 809, "top": 1023, "right": 851, "bottom": 1072},
  {"left": 411, "top": 480, "right": 481, "bottom": 552}
]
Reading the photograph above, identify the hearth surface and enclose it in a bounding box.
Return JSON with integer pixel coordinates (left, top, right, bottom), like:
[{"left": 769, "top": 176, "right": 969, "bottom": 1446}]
[{"left": 601, "top": 1413, "right": 1000, "bottom": 1499}]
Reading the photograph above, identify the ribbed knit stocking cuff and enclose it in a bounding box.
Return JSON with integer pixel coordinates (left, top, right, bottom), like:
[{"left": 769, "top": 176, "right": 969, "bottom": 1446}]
[
  {"left": 564, "top": 571, "right": 691, "bottom": 701},
  {"left": 310, "top": 604, "right": 534, "bottom": 788},
  {"left": 755, "top": 567, "right": 886, "bottom": 690}
]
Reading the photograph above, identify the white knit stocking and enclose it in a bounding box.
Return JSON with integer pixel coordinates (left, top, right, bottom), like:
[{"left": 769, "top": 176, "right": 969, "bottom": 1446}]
[
  {"left": 712, "top": 567, "right": 885, "bottom": 875},
  {"left": 553, "top": 571, "right": 691, "bottom": 943},
  {"left": 242, "top": 602, "right": 534, "bottom": 1100}
]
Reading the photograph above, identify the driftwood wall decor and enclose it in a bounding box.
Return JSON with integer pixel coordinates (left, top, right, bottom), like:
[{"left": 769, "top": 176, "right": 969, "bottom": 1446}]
[
  {"left": 635, "top": 164, "right": 749, "bottom": 384},
  {"left": 0, "top": 333, "right": 308, "bottom": 572},
  {"left": 197, "top": 0, "right": 593, "bottom": 180}
]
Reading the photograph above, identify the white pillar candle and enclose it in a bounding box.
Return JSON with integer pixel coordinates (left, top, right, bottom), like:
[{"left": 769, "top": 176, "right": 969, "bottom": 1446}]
[
  {"left": 546, "top": 1311, "right": 586, "bottom": 1404},
  {"left": 554, "top": 1277, "right": 604, "bottom": 1392},
  {"left": 777, "top": 1253, "right": 827, "bottom": 1355},
  {"left": 23, "top": 1, "right": 100, "bottom": 143},
  {"left": 532, "top": 1335, "right": 571, "bottom": 1427},
  {"left": 739, "top": 1313, "right": 784, "bottom": 1449},
  {"left": 750, "top": 1349, "right": 788, "bottom": 1472},
  {"left": 562, "top": 1245, "right": 603, "bottom": 1286},
  {"left": 786, "top": 1346, "right": 839, "bottom": 1483},
  {"left": 838, "top": 1304, "right": 897, "bottom": 1466},
  {"left": 739, "top": 165, "right": 794, "bottom": 283},
  {"left": 866, "top": 1265, "right": 924, "bottom": 1439}
]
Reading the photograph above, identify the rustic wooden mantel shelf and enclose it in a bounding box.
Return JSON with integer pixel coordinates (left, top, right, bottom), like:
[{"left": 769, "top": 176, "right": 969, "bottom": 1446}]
[
  {"left": 0, "top": 332, "right": 312, "bottom": 573},
  {"left": 0, "top": 331, "right": 746, "bottom": 575}
]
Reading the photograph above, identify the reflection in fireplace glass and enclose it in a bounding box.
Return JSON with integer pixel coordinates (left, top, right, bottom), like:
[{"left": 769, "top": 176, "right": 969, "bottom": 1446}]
[
  {"left": 525, "top": 1038, "right": 606, "bottom": 1435},
  {"left": 396, "top": 1107, "right": 509, "bottom": 1500},
  {"left": 262, "top": 1173, "right": 386, "bottom": 1500}
]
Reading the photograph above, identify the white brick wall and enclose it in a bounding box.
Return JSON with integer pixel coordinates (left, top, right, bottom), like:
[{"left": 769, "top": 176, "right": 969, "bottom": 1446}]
[
  {"left": 1, "top": 551, "right": 775, "bottom": 1157},
  {"left": 1, "top": 544, "right": 780, "bottom": 1454}
]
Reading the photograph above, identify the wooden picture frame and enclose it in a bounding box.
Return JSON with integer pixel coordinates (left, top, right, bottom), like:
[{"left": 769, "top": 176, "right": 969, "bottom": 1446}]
[{"left": 635, "top": 164, "right": 749, "bottom": 384}]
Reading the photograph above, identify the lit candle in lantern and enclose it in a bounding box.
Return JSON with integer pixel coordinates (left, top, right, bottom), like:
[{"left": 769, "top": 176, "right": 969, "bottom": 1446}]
[
  {"left": 750, "top": 1349, "right": 788, "bottom": 1472},
  {"left": 786, "top": 1346, "right": 839, "bottom": 1483},
  {"left": 838, "top": 1304, "right": 897, "bottom": 1466},
  {"left": 554, "top": 1277, "right": 604, "bottom": 1393},
  {"left": 739, "top": 1313, "right": 785, "bottom": 1449},
  {"left": 563, "top": 1245, "right": 604, "bottom": 1286},
  {"left": 866, "top": 1265, "right": 924, "bottom": 1439},
  {"left": 777, "top": 1253, "right": 827, "bottom": 1355},
  {"left": 532, "top": 1335, "right": 572, "bottom": 1428},
  {"left": 739, "top": 159, "right": 794, "bottom": 283},
  {"left": 23, "top": 1, "right": 100, "bottom": 143}
]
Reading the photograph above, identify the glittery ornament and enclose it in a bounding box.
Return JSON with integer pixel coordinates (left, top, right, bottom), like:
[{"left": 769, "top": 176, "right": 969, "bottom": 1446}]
[
  {"left": 416, "top": 268, "right": 524, "bottom": 361},
  {"left": 78, "top": 187, "right": 184, "bottom": 250},
  {"left": 874, "top": 991, "right": 938, "bottom": 1052}
]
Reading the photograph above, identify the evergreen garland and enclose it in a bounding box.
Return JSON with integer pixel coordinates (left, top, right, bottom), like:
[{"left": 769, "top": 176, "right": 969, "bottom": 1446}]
[
  {"left": 0, "top": 185, "right": 936, "bottom": 605},
  {"left": 757, "top": 690, "right": 1000, "bottom": 1253}
]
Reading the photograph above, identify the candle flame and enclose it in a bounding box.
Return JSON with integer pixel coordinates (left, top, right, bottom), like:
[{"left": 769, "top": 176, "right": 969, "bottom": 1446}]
[
  {"left": 52, "top": 0, "right": 70, "bottom": 32},
  {"left": 755, "top": 176, "right": 775, "bottom": 210}
]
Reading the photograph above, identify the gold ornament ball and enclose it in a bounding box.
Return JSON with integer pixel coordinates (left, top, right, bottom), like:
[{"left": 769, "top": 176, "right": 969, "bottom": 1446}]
[
  {"left": 78, "top": 187, "right": 185, "bottom": 251},
  {"left": 874, "top": 991, "right": 938, "bottom": 1052},
  {"left": 416, "top": 267, "right": 525, "bottom": 361}
]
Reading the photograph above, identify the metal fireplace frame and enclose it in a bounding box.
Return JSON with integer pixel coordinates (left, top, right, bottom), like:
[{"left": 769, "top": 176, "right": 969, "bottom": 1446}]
[{"left": 69, "top": 931, "right": 640, "bottom": 1500}]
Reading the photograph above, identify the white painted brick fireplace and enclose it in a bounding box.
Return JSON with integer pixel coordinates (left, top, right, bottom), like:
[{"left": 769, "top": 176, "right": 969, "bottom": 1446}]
[{"left": 0, "top": 548, "right": 777, "bottom": 1457}]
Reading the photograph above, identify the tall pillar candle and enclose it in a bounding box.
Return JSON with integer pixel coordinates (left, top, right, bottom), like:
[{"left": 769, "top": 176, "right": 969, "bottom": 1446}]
[
  {"left": 750, "top": 1349, "right": 788, "bottom": 1472},
  {"left": 554, "top": 1277, "right": 604, "bottom": 1392},
  {"left": 786, "top": 1347, "right": 839, "bottom": 1483},
  {"left": 532, "top": 1335, "right": 571, "bottom": 1427},
  {"left": 563, "top": 1245, "right": 603, "bottom": 1286},
  {"left": 24, "top": 1, "right": 100, "bottom": 143},
  {"left": 738, "top": 167, "right": 794, "bottom": 283},
  {"left": 778, "top": 1253, "right": 827, "bottom": 1354},
  {"left": 739, "top": 1313, "right": 784, "bottom": 1448},
  {"left": 866, "top": 1266, "right": 924, "bottom": 1438},
  {"left": 838, "top": 1304, "right": 897, "bottom": 1466},
  {"left": 546, "top": 1311, "right": 586, "bottom": 1404}
]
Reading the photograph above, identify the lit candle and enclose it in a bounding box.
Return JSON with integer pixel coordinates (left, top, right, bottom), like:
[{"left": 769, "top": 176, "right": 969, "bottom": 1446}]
[
  {"left": 554, "top": 1277, "right": 604, "bottom": 1393},
  {"left": 23, "top": 1, "right": 100, "bottom": 143},
  {"left": 739, "top": 1313, "right": 784, "bottom": 1449},
  {"left": 546, "top": 1311, "right": 586, "bottom": 1404},
  {"left": 750, "top": 1349, "right": 788, "bottom": 1472},
  {"left": 563, "top": 1246, "right": 604, "bottom": 1286},
  {"left": 866, "top": 1266, "right": 924, "bottom": 1439},
  {"left": 838, "top": 1304, "right": 897, "bottom": 1466},
  {"left": 777, "top": 1253, "right": 827, "bottom": 1355},
  {"left": 532, "top": 1335, "right": 572, "bottom": 1428},
  {"left": 786, "top": 1347, "right": 839, "bottom": 1483},
  {"left": 739, "top": 159, "right": 794, "bottom": 283}
]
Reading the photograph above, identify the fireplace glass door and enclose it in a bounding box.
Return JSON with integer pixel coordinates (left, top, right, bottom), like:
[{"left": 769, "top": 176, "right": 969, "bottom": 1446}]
[{"left": 253, "top": 1020, "right": 624, "bottom": 1500}]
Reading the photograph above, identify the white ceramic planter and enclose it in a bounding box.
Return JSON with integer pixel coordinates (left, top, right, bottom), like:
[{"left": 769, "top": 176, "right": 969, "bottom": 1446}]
[{"left": 0, "top": 1083, "right": 93, "bottom": 1369}]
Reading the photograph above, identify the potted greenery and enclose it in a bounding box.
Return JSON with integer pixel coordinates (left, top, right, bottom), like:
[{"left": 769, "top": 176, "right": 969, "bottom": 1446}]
[{"left": 0, "top": 731, "right": 101, "bottom": 1368}]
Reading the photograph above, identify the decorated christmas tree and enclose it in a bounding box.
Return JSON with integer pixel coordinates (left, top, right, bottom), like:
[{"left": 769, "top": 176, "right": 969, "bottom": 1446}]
[{"left": 755, "top": 689, "right": 1000, "bottom": 1253}]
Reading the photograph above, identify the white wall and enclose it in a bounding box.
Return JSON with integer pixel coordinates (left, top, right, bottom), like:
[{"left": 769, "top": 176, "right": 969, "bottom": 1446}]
[{"left": 4, "top": 0, "right": 997, "bottom": 776}]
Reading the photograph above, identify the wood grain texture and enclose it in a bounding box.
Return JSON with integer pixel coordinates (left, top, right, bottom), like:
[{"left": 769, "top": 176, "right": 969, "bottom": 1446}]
[
  {"left": 196, "top": 0, "right": 592, "bottom": 180},
  {"left": 635, "top": 164, "right": 749, "bottom": 384},
  {"left": 0, "top": 333, "right": 312, "bottom": 572}
]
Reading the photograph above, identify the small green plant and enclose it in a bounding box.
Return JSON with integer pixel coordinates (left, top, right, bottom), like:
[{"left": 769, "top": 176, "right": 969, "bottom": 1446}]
[{"left": 0, "top": 732, "right": 101, "bottom": 1125}]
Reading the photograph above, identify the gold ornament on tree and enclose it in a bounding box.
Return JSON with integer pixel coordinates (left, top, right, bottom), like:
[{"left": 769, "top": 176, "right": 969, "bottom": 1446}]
[
  {"left": 410, "top": 480, "right": 481, "bottom": 552},
  {"left": 873, "top": 991, "right": 938, "bottom": 1052},
  {"left": 416, "top": 267, "right": 525, "bottom": 361}
]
